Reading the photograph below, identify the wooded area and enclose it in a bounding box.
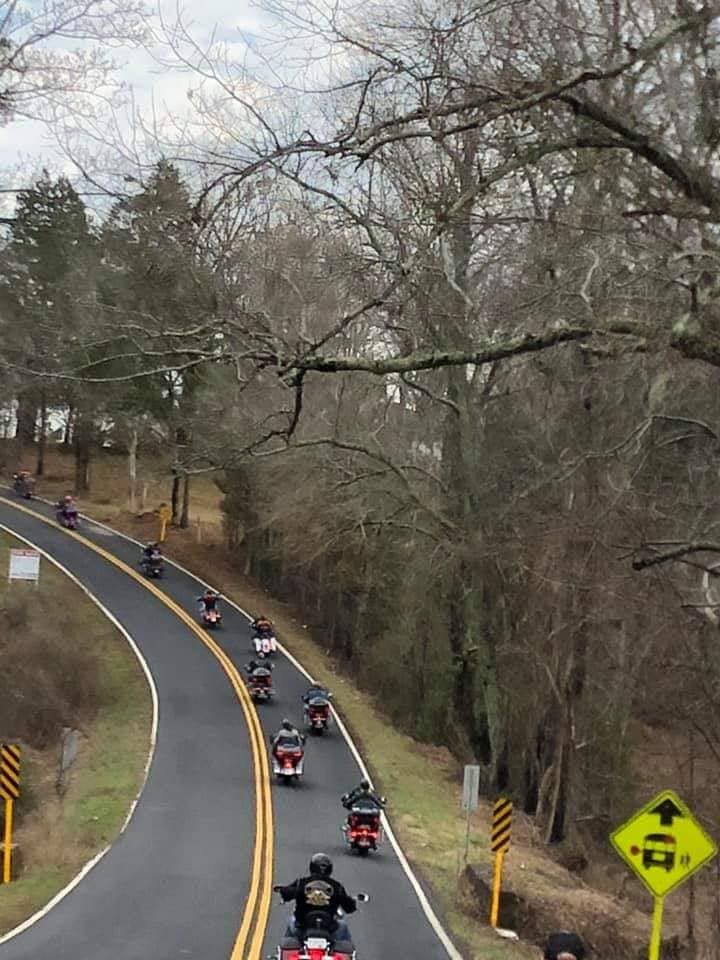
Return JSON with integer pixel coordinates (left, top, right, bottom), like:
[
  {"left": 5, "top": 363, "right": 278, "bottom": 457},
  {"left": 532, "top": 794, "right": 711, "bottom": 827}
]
[{"left": 3, "top": 0, "right": 720, "bottom": 892}]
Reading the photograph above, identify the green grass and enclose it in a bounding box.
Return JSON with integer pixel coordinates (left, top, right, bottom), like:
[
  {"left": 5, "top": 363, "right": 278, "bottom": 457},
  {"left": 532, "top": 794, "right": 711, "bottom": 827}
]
[{"left": 0, "top": 529, "right": 151, "bottom": 935}]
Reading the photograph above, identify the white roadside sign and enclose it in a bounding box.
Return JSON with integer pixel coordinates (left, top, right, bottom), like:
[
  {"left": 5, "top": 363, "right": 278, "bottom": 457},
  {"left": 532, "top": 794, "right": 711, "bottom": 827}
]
[
  {"left": 462, "top": 763, "right": 480, "bottom": 812},
  {"left": 8, "top": 548, "right": 41, "bottom": 583}
]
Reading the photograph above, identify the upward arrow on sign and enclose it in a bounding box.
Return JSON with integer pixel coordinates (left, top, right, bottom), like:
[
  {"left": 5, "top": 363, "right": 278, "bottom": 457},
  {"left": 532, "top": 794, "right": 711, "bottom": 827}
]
[{"left": 651, "top": 798, "right": 684, "bottom": 826}]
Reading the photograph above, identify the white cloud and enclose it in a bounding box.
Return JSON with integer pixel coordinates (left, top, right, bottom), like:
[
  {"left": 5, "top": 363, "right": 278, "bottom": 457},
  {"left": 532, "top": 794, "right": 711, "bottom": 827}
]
[{"left": 0, "top": 0, "right": 272, "bottom": 198}]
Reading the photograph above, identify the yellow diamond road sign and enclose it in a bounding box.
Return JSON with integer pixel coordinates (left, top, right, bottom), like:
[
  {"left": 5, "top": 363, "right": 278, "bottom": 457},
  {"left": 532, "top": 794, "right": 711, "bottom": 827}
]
[{"left": 611, "top": 790, "right": 717, "bottom": 898}]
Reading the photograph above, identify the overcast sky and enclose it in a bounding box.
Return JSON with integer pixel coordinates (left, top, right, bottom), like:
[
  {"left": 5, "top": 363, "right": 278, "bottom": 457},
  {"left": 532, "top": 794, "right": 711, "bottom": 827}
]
[{"left": 0, "top": 0, "right": 272, "bottom": 198}]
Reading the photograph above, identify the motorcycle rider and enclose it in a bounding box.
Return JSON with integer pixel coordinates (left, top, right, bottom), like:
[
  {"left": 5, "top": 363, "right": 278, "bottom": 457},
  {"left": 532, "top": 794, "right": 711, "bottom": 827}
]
[
  {"left": 543, "top": 932, "right": 586, "bottom": 960},
  {"left": 141, "top": 542, "right": 162, "bottom": 566},
  {"left": 252, "top": 614, "right": 274, "bottom": 636},
  {"left": 197, "top": 589, "right": 221, "bottom": 612},
  {"left": 57, "top": 493, "right": 76, "bottom": 515},
  {"left": 245, "top": 654, "right": 274, "bottom": 677},
  {"left": 271, "top": 718, "right": 303, "bottom": 749},
  {"left": 274, "top": 852, "right": 357, "bottom": 944},
  {"left": 302, "top": 681, "right": 332, "bottom": 705},
  {"left": 341, "top": 779, "right": 385, "bottom": 810}
]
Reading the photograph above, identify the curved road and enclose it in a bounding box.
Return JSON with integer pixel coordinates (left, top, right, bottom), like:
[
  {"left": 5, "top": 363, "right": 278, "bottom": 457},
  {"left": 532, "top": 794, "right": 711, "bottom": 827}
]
[{"left": 0, "top": 496, "right": 454, "bottom": 960}]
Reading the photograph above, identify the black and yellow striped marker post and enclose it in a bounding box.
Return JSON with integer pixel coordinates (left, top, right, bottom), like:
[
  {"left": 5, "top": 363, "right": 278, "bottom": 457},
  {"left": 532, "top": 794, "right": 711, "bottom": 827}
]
[
  {"left": 1, "top": 744, "right": 21, "bottom": 883},
  {"left": 489, "top": 796, "right": 512, "bottom": 926}
]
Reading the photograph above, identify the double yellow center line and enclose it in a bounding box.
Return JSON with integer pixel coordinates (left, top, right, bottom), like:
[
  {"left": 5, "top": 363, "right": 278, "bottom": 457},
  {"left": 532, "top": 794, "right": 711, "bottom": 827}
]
[{"left": 0, "top": 497, "right": 273, "bottom": 959}]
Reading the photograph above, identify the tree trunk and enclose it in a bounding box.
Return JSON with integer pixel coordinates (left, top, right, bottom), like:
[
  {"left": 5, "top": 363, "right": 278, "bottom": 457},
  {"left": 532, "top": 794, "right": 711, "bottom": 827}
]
[
  {"left": 170, "top": 472, "right": 180, "bottom": 524},
  {"left": 128, "top": 425, "right": 138, "bottom": 512},
  {"left": 14, "top": 393, "right": 36, "bottom": 445},
  {"left": 36, "top": 390, "right": 48, "bottom": 476},
  {"left": 63, "top": 404, "right": 75, "bottom": 445},
  {"left": 74, "top": 414, "right": 93, "bottom": 493},
  {"left": 180, "top": 473, "right": 190, "bottom": 529}
]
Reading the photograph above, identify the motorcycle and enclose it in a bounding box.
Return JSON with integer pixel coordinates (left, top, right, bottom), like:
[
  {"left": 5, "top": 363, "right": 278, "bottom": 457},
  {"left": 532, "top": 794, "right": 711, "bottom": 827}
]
[
  {"left": 304, "top": 697, "right": 331, "bottom": 735},
  {"left": 12, "top": 473, "right": 34, "bottom": 499},
  {"left": 342, "top": 801, "right": 384, "bottom": 856},
  {"left": 275, "top": 893, "right": 369, "bottom": 960},
  {"left": 271, "top": 738, "right": 305, "bottom": 784},
  {"left": 253, "top": 630, "right": 277, "bottom": 655},
  {"left": 140, "top": 551, "right": 164, "bottom": 579},
  {"left": 56, "top": 507, "right": 78, "bottom": 530},
  {"left": 247, "top": 668, "right": 274, "bottom": 702},
  {"left": 200, "top": 606, "right": 222, "bottom": 628}
]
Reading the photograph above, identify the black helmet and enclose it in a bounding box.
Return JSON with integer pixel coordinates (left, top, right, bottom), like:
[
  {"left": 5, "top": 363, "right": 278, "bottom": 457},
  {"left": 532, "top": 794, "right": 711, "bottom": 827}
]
[
  {"left": 360, "top": 779, "right": 370, "bottom": 790},
  {"left": 544, "top": 932, "right": 586, "bottom": 960},
  {"left": 281, "top": 719, "right": 293, "bottom": 731},
  {"left": 309, "top": 853, "right": 333, "bottom": 878}
]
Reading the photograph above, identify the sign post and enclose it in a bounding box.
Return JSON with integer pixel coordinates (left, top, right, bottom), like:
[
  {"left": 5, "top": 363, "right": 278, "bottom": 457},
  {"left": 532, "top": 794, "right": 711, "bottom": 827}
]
[
  {"left": 489, "top": 797, "right": 513, "bottom": 927},
  {"left": 460, "top": 764, "right": 480, "bottom": 865},
  {"left": 0, "top": 744, "right": 21, "bottom": 883},
  {"left": 8, "top": 548, "right": 40, "bottom": 586},
  {"left": 610, "top": 789, "right": 717, "bottom": 960},
  {"left": 158, "top": 503, "right": 172, "bottom": 543}
]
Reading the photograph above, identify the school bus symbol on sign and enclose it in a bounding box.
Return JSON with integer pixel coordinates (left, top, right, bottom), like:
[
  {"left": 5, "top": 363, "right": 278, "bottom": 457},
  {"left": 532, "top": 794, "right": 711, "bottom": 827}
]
[{"left": 610, "top": 790, "right": 717, "bottom": 898}]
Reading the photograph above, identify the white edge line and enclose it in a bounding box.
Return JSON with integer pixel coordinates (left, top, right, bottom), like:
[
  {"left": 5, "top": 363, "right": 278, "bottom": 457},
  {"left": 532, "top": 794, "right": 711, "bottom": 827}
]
[
  {"left": 29, "top": 498, "right": 462, "bottom": 960},
  {"left": 0, "top": 522, "right": 159, "bottom": 946}
]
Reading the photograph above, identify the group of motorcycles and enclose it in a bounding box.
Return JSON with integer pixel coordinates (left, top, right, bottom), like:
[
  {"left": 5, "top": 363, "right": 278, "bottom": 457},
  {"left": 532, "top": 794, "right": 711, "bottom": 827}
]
[
  {"left": 11, "top": 475, "right": 81, "bottom": 531},
  {"left": 195, "top": 596, "right": 384, "bottom": 960}
]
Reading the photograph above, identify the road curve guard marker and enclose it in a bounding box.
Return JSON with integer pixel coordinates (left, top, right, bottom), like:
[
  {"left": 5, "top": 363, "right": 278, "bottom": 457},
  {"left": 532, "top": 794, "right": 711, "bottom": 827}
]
[
  {"left": 1, "top": 744, "right": 21, "bottom": 884},
  {"left": 0, "top": 497, "right": 273, "bottom": 960},
  {"left": 489, "top": 797, "right": 512, "bottom": 928},
  {"left": 491, "top": 797, "right": 512, "bottom": 854},
  {"left": 0, "top": 745, "right": 21, "bottom": 801}
]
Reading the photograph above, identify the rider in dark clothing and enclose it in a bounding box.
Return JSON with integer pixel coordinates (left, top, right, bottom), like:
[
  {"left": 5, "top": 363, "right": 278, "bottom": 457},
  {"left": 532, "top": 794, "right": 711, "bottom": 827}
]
[
  {"left": 341, "top": 779, "right": 385, "bottom": 810},
  {"left": 543, "top": 932, "right": 586, "bottom": 960},
  {"left": 197, "top": 589, "right": 220, "bottom": 611},
  {"left": 274, "top": 853, "right": 356, "bottom": 943},
  {"left": 302, "top": 682, "right": 332, "bottom": 704},
  {"left": 246, "top": 656, "right": 273, "bottom": 676}
]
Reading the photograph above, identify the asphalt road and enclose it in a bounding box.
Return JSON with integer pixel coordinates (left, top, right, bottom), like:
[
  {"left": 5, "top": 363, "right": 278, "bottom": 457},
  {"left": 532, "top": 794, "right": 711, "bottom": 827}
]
[{"left": 0, "top": 496, "right": 453, "bottom": 960}]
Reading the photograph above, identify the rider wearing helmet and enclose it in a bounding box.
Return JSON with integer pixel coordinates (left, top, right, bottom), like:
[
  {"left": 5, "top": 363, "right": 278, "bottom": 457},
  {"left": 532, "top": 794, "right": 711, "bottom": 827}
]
[
  {"left": 57, "top": 493, "right": 75, "bottom": 514},
  {"left": 543, "top": 932, "right": 586, "bottom": 960},
  {"left": 252, "top": 615, "right": 274, "bottom": 635},
  {"left": 341, "top": 779, "right": 385, "bottom": 810},
  {"left": 302, "top": 681, "right": 332, "bottom": 705},
  {"left": 274, "top": 853, "right": 357, "bottom": 943},
  {"left": 271, "top": 719, "right": 302, "bottom": 746},
  {"left": 246, "top": 655, "right": 273, "bottom": 676},
  {"left": 197, "top": 589, "right": 220, "bottom": 611},
  {"left": 142, "top": 541, "right": 161, "bottom": 559}
]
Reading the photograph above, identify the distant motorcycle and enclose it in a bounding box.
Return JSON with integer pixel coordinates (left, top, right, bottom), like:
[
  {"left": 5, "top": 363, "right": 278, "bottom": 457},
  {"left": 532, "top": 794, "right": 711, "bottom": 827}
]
[
  {"left": 253, "top": 630, "right": 277, "bottom": 656},
  {"left": 341, "top": 800, "right": 384, "bottom": 856},
  {"left": 247, "top": 667, "right": 274, "bottom": 702},
  {"left": 304, "top": 697, "right": 331, "bottom": 735},
  {"left": 140, "top": 551, "right": 164, "bottom": 579},
  {"left": 12, "top": 472, "right": 34, "bottom": 499},
  {"left": 270, "top": 736, "right": 305, "bottom": 785},
  {"left": 56, "top": 507, "right": 78, "bottom": 530},
  {"left": 199, "top": 606, "right": 222, "bottom": 628}
]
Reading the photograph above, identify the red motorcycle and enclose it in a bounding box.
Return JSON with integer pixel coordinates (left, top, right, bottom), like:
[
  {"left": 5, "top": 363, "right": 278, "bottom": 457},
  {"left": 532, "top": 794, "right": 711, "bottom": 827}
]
[
  {"left": 271, "top": 737, "right": 305, "bottom": 784},
  {"left": 342, "top": 803, "right": 383, "bottom": 856},
  {"left": 248, "top": 669, "right": 274, "bottom": 702},
  {"left": 200, "top": 606, "right": 222, "bottom": 628},
  {"left": 276, "top": 894, "right": 369, "bottom": 960},
  {"left": 304, "top": 697, "right": 331, "bottom": 735}
]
